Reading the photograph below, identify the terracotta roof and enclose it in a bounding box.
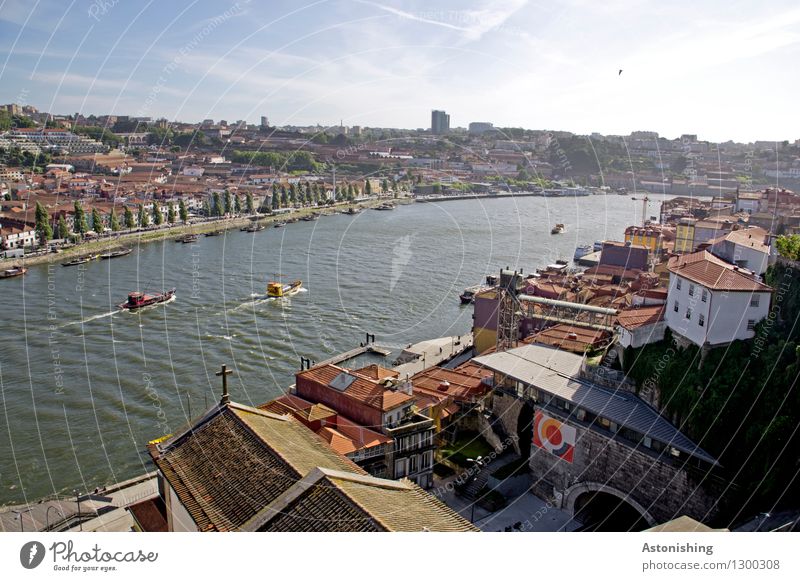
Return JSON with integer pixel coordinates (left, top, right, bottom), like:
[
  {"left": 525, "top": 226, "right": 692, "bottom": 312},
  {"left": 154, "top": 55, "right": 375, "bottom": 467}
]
[
  {"left": 668, "top": 251, "right": 772, "bottom": 292},
  {"left": 298, "top": 364, "right": 413, "bottom": 411},
  {"left": 246, "top": 468, "right": 478, "bottom": 532},
  {"left": 525, "top": 324, "right": 609, "bottom": 353},
  {"left": 127, "top": 498, "right": 168, "bottom": 532},
  {"left": 616, "top": 305, "right": 666, "bottom": 330},
  {"left": 352, "top": 364, "right": 400, "bottom": 381},
  {"left": 713, "top": 227, "right": 770, "bottom": 254},
  {"left": 411, "top": 366, "right": 491, "bottom": 403}
]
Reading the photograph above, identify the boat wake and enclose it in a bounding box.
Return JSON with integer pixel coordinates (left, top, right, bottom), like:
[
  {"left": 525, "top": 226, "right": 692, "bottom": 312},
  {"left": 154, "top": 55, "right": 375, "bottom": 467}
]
[{"left": 61, "top": 310, "right": 117, "bottom": 327}]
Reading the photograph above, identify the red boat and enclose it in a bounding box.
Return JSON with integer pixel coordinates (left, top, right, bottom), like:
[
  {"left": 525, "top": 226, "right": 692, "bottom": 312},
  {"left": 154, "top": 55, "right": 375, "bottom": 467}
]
[{"left": 118, "top": 288, "right": 176, "bottom": 310}]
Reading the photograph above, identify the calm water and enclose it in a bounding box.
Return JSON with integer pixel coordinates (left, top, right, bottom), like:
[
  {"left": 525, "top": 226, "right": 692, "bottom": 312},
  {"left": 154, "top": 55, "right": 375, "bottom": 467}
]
[{"left": 0, "top": 194, "right": 664, "bottom": 505}]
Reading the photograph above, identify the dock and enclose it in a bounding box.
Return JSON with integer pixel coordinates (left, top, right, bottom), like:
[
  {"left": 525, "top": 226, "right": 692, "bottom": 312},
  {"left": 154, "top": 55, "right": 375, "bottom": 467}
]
[
  {"left": 392, "top": 334, "right": 474, "bottom": 377},
  {"left": 311, "top": 343, "right": 391, "bottom": 368}
]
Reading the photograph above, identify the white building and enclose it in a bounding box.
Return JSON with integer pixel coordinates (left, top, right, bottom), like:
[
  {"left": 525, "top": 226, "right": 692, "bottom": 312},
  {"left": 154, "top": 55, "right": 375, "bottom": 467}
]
[
  {"left": 708, "top": 227, "right": 771, "bottom": 275},
  {"left": 617, "top": 305, "right": 667, "bottom": 349},
  {"left": 0, "top": 223, "right": 37, "bottom": 249},
  {"left": 182, "top": 166, "right": 205, "bottom": 177},
  {"left": 666, "top": 251, "right": 772, "bottom": 348}
]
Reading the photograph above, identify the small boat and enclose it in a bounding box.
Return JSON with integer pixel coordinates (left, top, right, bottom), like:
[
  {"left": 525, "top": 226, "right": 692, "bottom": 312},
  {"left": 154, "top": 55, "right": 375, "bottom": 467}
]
[
  {"left": 459, "top": 285, "right": 489, "bottom": 305},
  {"left": 573, "top": 244, "right": 592, "bottom": 261},
  {"left": 267, "top": 279, "right": 302, "bottom": 298},
  {"left": 204, "top": 230, "right": 223, "bottom": 237},
  {"left": 100, "top": 248, "right": 132, "bottom": 259},
  {"left": 551, "top": 223, "right": 565, "bottom": 235},
  {"left": 62, "top": 254, "right": 99, "bottom": 267},
  {"left": 375, "top": 203, "right": 395, "bottom": 211},
  {"left": 118, "top": 288, "right": 176, "bottom": 311},
  {"left": 243, "top": 224, "right": 266, "bottom": 232},
  {"left": 177, "top": 234, "right": 199, "bottom": 243},
  {"left": 273, "top": 222, "right": 286, "bottom": 228},
  {"left": 486, "top": 274, "right": 499, "bottom": 286},
  {"left": 0, "top": 266, "right": 27, "bottom": 279},
  {"left": 345, "top": 206, "right": 362, "bottom": 215},
  {"left": 593, "top": 240, "right": 604, "bottom": 252},
  {"left": 300, "top": 214, "right": 318, "bottom": 222}
]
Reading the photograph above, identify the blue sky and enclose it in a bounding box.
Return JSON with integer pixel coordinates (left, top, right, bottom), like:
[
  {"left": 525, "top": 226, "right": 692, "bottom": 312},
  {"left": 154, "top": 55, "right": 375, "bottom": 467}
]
[{"left": 0, "top": 0, "right": 798, "bottom": 141}]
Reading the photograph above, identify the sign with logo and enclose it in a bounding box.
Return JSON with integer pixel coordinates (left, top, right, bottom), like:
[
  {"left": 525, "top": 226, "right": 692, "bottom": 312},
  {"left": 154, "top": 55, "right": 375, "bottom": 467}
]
[
  {"left": 20, "top": 541, "right": 46, "bottom": 569},
  {"left": 533, "top": 410, "right": 576, "bottom": 463}
]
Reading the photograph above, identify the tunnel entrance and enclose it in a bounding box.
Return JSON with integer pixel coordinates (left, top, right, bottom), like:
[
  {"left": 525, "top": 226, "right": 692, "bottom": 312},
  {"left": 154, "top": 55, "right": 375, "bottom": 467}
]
[{"left": 573, "top": 491, "right": 650, "bottom": 531}]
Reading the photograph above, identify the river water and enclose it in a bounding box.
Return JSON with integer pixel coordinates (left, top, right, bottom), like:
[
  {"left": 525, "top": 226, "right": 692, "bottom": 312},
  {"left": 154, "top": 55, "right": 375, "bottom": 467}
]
[{"left": 0, "top": 193, "right": 664, "bottom": 505}]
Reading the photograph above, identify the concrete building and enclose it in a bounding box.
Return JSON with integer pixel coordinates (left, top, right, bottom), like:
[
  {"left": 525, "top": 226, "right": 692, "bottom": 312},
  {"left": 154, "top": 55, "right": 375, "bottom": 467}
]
[
  {"left": 674, "top": 218, "right": 696, "bottom": 254},
  {"left": 666, "top": 251, "right": 772, "bottom": 348},
  {"left": 708, "top": 227, "right": 770, "bottom": 275},
  {"left": 616, "top": 304, "right": 666, "bottom": 349},
  {"left": 468, "top": 122, "right": 493, "bottom": 134},
  {"left": 431, "top": 110, "right": 450, "bottom": 135}
]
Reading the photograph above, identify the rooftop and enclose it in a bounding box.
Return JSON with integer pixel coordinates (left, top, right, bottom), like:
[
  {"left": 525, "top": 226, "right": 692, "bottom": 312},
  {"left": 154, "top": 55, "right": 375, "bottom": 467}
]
[
  {"left": 668, "top": 250, "right": 772, "bottom": 292},
  {"left": 297, "top": 364, "right": 413, "bottom": 412},
  {"left": 616, "top": 305, "right": 666, "bottom": 330}
]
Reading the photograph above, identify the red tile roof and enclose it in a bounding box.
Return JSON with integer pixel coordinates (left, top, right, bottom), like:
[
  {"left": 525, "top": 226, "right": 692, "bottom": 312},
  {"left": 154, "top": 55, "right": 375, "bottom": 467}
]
[
  {"left": 668, "top": 250, "right": 772, "bottom": 292},
  {"left": 297, "top": 364, "right": 413, "bottom": 412},
  {"left": 616, "top": 305, "right": 666, "bottom": 330}
]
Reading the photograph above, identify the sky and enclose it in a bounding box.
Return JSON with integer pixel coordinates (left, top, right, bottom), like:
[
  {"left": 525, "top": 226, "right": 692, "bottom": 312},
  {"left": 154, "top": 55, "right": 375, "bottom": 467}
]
[{"left": 0, "top": 0, "right": 798, "bottom": 142}]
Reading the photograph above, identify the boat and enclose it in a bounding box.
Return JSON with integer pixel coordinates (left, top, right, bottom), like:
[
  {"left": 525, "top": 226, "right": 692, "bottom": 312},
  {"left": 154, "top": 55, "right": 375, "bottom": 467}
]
[
  {"left": 345, "top": 206, "right": 362, "bottom": 215},
  {"left": 273, "top": 222, "right": 286, "bottom": 228},
  {"left": 176, "top": 234, "right": 199, "bottom": 243},
  {"left": 0, "top": 266, "right": 27, "bottom": 279},
  {"left": 118, "top": 288, "right": 176, "bottom": 311},
  {"left": 267, "top": 279, "right": 303, "bottom": 298},
  {"left": 204, "top": 230, "right": 223, "bottom": 237},
  {"left": 459, "top": 285, "right": 489, "bottom": 304},
  {"left": 551, "top": 223, "right": 565, "bottom": 234},
  {"left": 375, "top": 203, "right": 395, "bottom": 211},
  {"left": 62, "top": 254, "right": 99, "bottom": 267},
  {"left": 573, "top": 244, "right": 593, "bottom": 261},
  {"left": 243, "top": 224, "right": 266, "bottom": 232},
  {"left": 300, "top": 214, "right": 318, "bottom": 222},
  {"left": 100, "top": 248, "right": 132, "bottom": 259},
  {"left": 486, "top": 274, "right": 499, "bottom": 286},
  {"left": 593, "top": 240, "right": 604, "bottom": 252}
]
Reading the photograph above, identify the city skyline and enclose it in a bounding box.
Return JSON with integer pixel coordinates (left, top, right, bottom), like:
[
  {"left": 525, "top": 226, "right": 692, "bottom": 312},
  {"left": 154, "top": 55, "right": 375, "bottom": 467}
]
[{"left": 0, "top": 0, "right": 799, "bottom": 143}]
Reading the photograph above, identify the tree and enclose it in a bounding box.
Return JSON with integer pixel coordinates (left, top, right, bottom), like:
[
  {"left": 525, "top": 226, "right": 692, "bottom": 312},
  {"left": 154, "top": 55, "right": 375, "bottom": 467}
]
[
  {"left": 109, "top": 207, "right": 120, "bottom": 231},
  {"left": 124, "top": 206, "right": 135, "bottom": 229},
  {"left": 382, "top": 178, "right": 388, "bottom": 193},
  {"left": 212, "top": 192, "right": 222, "bottom": 217},
  {"left": 73, "top": 201, "right": 88, "bottom": 235},
  {"left": 272, "top": 183, "right": 280, "bottom": 209},
  {"left": 138, "top": 204, "right": 149, "bottom": 227},
  {"left": 347, "top": 183, "right": 354, "bottom": 200},
  {"left": 179, "top": 199, "right": 188, "bottom": 223},
  {"left": 432, "top": 183, "right": 442, "bottom": 195},
  {"left": 280, "top": 184, "right": 288, "bottom": 207},
  {"left": 364, "top": 179, "right": 372, "bottom": 196},
  {"left": 246, "top": 192, "right": 254, "bottom": 214},
  {"left": 56, "top": 215, "right": 69, "bottom": 239},
  {"left": 289, "top": 183, "right": 297, "bottom": 205},
  {"left": 90, "top": 207, "right": 103, "bottom": 234},
  {"left": 167, "top": 203, "right": 176, "bottom": 224},
  {"left": 234, "top": 195, "right": 241, "bottom": 214},
  {"left": 202, "top": 199, "right": 211, "bottom": 217},
  {"left": 776, "top": 234, "right": 800, "bottom": 260},
  {"left": 34, "top": 202, "right": 52, "bottom": 244},
  {"left": 152, "top": 202, "right": 163, "bottom": 226},
  {"left": 224, "top": 190, "right": 232, "bottom": 215}
]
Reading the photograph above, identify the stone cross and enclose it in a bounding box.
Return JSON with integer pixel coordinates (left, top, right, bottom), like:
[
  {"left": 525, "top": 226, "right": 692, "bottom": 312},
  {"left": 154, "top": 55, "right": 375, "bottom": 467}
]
[{"left": 216, "top": 364, "right": 233, "bottom": 404}]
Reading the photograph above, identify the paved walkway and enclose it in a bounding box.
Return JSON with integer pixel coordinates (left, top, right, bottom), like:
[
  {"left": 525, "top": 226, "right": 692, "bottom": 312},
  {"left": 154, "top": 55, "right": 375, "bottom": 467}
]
[{"left": 392, "top": 334, "right": 473, "bottom": 377}]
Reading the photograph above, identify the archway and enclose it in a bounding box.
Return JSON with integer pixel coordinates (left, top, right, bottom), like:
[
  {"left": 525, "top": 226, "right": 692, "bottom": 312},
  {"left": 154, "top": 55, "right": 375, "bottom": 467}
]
[
  {"left": 563, "top": 482, "right": 656, "bottom": 531},
  {"left": 517, "top": 402, "right": 535, "bottom": 460}
]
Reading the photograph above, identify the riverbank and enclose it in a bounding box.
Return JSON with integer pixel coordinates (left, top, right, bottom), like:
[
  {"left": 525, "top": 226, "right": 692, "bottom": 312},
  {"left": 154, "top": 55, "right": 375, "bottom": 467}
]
[{"left": 1, "top": 196, "right": 410, "bottom": 268}]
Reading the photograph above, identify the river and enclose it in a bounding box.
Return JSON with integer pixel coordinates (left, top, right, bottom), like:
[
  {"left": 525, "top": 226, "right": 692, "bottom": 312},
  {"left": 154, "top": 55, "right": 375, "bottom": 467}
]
[{"left": 0, "top": 193, "right": 665, "bottom": 505}]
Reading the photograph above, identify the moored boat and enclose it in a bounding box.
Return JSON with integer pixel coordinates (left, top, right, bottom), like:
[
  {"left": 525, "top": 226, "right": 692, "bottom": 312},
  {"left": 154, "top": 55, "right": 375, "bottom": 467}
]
[
  {"left": 300, "top": 214, "right": 318, "bottom": 222},
  {"left": 551, "top": 223, "right": 565, "bottom": 234},
  {"left": 0, "top": 266, "right": 27, "bottom": 278},
  {"left": 459, "top": 285, "right": 489, "bottom": 304},
  {"left": 243, "top": 224, "right": 266, "bottom": 232},
  {"left": 100, "top": 248, "right": 133, "bottom": 259},
  {"left": 345, "top": 206, "right": 362, "bottom": 215},
  {"left": 375, "top": 202, "right": 395, "bottom": 211},
  {"left": 267, "top": 279, "right": 302, "bottom": 298},
  {"left": 204, "top": 230, "right": 223, "bottom": 237},
  {"left": 573, "top": 244, "right": 592, "bottom": 260},
  {"left": 62, "top": 254, "right": 99, "bottom": 266},
  {"left": 177, "top": 234, "right": 199, "bottom": 243},
  {"left": 118, "top": 288, "right": 176, "bottom": 310},
  {"left": 273, "top": 222, "right": 286, "bottom": 228}
]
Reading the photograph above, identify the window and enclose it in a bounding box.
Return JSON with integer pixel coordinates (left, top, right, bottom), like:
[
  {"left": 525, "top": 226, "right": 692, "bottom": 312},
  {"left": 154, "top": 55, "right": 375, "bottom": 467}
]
[
  {"left": 701, "top": 289, "right": 708, "bottom": 303},
  {"left": 688, "top": 284, "right": 695, "bottom": 297},
  {"left": 685, "top": 307, "right": 692, "bottom": 320},
  {"left": 643, "top": 436, "right": 653, "bottom": 449},
  {"left": 676, "top": 278, "right": 682, "bottom": 290},
  {"left": 750, "top": 295, "right": 760, "bottom": 308},
  {"left": 747, "top": 319, "right": 756, "bottom": 331},
  {"left": 598, "top": 417, "right": 611, "bottom": 429},
  {"left": 698, "top": 314, "right": 705, "bottom": 327},
  {"left": 673, "top": 301, "right": 679, "bottom": 313}
]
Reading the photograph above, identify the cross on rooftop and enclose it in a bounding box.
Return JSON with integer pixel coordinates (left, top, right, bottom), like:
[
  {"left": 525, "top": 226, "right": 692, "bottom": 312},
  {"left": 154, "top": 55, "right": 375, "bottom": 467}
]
[{"left": 216, "top": 364, "right": 233, "bottom": 404}]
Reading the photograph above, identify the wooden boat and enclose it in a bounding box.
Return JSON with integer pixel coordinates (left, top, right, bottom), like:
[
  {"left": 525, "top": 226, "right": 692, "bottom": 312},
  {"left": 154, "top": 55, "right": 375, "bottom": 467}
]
[
  {"left": 243, "top": 224, "right": 266, "bottom": 232},
  {"left": 550, "top": 223, "right": 565, "bottom": 234},
  {"left": 62, "top": 254, "right": 99, "bottom": 266},
  {"left": 375, "top": 202, "right": 395, "bottom": 211},
  {"left": 100, "top": 248, "right": 132, "bottom": 259},
  {"left": 177, "top": 234, "right": 199, "bottom": 243},
  {"left": 345, "top": 206, "right": 362, "bottom": 215},
  {"left": 273, "top": 222, "right": 286, "bottom": 228},
  {"left": 0, "top": 266, "right": 27, "bottom": 278},
  {"left": 459, "top": 285, "right": 489, "bottom": 304},
  {"left": 118, "top": 288, "right": 176, "bottom": 310},
  {"left": 300, "top": 214, "right": 318, "bottom": 222},
  {"left": 204, "top": 230, "right": 223, "bottom": 237},
  {"left": 267, "top": 279, "right": 302, "bottom": 298}
]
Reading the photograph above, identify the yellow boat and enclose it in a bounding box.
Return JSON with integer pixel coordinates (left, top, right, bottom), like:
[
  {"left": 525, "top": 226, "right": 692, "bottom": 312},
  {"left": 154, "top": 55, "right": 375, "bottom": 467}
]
[{"left": 267, "top": 279, "right": 303, "bottom": 298}]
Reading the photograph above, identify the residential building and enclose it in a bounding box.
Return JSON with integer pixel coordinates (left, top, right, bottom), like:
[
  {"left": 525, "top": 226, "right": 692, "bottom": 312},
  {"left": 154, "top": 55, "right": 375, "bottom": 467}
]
[
  {"left": 148, "top": 398, "right": 475, "bottom": 531},
  {"left": 674, "top": 217, "right": 696, "bottom": 254},
  {"left": 431, "top": 110, "right": 450, "bottom": 135},
  {"left": 624, "top": 224, "right": 663, "bottom": 253},
  {"left": 708, "top": 226, "right": 770, "bottom": 275},
  {"left": 0, "top": 220, "right": 37, "bottom": 250},
  {"left": 468, "top": 122, "right": 493, "bottom": 134},
  {"left": 616, "top": 304, "right": 667, "bottom": 349},
  {"left": 599, "top": 240, "right": 649, "bottom": 271},
  {"left": 666, "top": 251, "right": 772, "bottom": 348}
]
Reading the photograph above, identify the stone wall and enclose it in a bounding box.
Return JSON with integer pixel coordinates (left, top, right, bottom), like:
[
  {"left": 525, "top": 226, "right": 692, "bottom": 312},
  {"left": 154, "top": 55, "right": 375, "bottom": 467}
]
[{"left": 490, "top": 392, "right": 524, "bottom": 455}]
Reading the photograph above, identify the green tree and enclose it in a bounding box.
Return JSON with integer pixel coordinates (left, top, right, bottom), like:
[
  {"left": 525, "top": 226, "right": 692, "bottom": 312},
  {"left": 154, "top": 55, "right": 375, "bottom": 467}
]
[
  {"left": 289, "top": 183, "right": 297, "bottom": 205},
  {"left": 167, "top": 203, "right": 176, "bottom": 224},
  {"left": 224, "top": 190, "right": 232, "bottom": 215},
  {"left": 179, "top": 199, "right": 188, "bottom": 223},
  {"left": 56, "top": 214, "right": 69, "bottom": 239},
  {"left": 381, "top": 178, "right": 388, "bottom": 193},
  {"left": 272, "top": 183, "right": 280, "bottom": 209},
  {"left": 34, "top": 201, "right": 52, "bottom": 244},
  {"left": 280, "top": 184, "right": 288, "bottom": 207},
  {"left": 234, "top": 195, "right": 241, "bottom": 214},
  {"left": 347, "top": 183, "right": 354, "bottom": 200},
  {"left": 73, "top": 201, "right": 88, "bottom": 235},
  {"left": 109, "top": 207, "right": 120, "bottom": 231},
  {"left": 212, "top": 192, "right": 222, "bottom": 217},
  {"left": 246, "top": 192, "right": 254, "bottom": 214},
  {"left": 152, "top": 202, "right": 163, "bottom": 225},
  {"left": 124, "top": 206, "right": 135, "bottom": 229},
  {"left": 138, "top": 204, "right": 149, "bottom": 227},
  {"left": 202, "top": 199, "right": 211, "bottom": 217},
  {"left": 776, "top": 234, "right": 800, "bottom": 260},
  {"left": 92, "top": 207, "right": 104, "bottom": 234},
  {"left": 364, "top": 179, "right": 372, "bottom": 196}
]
